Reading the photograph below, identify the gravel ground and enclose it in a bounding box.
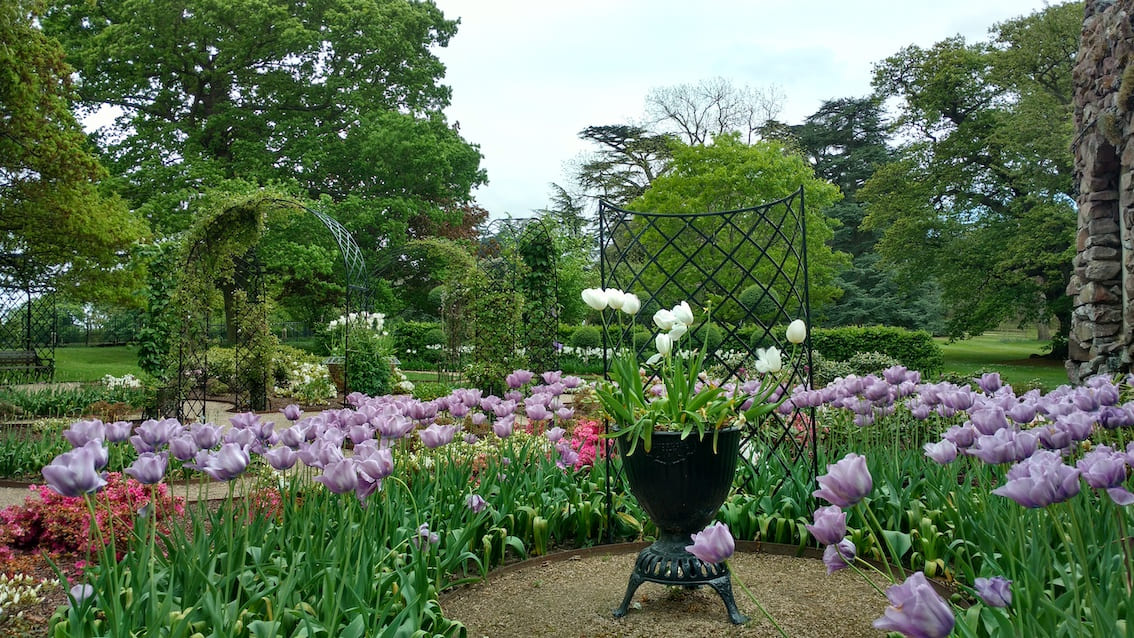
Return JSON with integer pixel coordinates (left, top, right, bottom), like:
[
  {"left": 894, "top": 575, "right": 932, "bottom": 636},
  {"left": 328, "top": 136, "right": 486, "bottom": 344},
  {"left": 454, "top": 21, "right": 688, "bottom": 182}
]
[{"left": 441, "top": 543, "right": 895, "bottom": 638}]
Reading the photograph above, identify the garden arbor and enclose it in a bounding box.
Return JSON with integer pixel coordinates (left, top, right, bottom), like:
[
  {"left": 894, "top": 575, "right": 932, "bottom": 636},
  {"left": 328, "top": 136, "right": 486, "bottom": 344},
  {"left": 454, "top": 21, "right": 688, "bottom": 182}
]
[
  {"left": 0, "top": 257, "right": 55, "bottom": 383},
  {"left": 160, "top": 193, "right": 370, "bottom": 421},
  {"left": 599, "top": 188, "right": 816, "bottom": 496},
  {"left": 458, "top": 218, "right": 560, "bottom": 395}
]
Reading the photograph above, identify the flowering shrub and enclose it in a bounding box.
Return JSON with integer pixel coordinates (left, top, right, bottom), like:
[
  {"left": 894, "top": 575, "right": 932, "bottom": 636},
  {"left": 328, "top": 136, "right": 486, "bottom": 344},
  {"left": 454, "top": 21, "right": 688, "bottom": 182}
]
[
  {"left": 566, "top": 419, "right": 609, "bottom": 468},
  {"left": 0, "top": 473, "right": 184, "bottom": 555},
  {"left": 273, "top": 361, "right": 336, "bottom": 405}
]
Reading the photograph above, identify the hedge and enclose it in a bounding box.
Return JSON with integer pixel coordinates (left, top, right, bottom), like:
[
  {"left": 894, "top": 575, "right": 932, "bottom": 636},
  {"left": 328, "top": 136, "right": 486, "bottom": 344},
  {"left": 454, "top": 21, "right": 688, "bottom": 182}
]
[{"left": 808, "top": 326, "right": 943, "bottom": 375}]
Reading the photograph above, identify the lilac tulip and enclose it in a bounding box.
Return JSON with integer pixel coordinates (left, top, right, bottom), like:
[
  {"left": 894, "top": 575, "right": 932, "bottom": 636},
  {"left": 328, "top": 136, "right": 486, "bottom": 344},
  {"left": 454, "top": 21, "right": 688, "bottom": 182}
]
[
  {"left": 503, "top": 390, "right": 523, "bottom": 402},
  {"left": 125, "top": 452, "right": 169, "bottom": 485},
  {"left": 974, "top": 576, "right": 1012, "bottom": 608},
  {"left": 1035, "top": 422, "right": 1073, "bottom": 451},
  {"left": 555, "top": 407, "right": 574, "bottom": 421},
  {"left": 813, "top": 453, "right": 873, "bottom": 508},
  {"left": 64, "top": 419, "right": 105, "bottom": 447},
  {"left": 416, "top": 522, "right": 440, "bottom": 546},
  {"left": 492, "top": 400, "right": 517, "bottom": 419},
  {"left": 136, "top": 418, "right": 183, "bottom": 448},
  {"left": 463, "top": 433, "right": 479, "bottom": 445},
  {"left": 42, "top": 447, "right": 106, "bottom": 497},
  {"left": 348, "top": 425, "right": 373, "bottom": 445},
  {"left": 168, "top": 435, "right": 199, "bottom": 462},
  {"left": 685, "top": 521, "right": 734, "bottom": 564},
  {"left": 563, "top": 376, "right": 583, "bottom": 389},
  {"left": 968, "top": 429, "right": 1036, "bottom": 465},
  {"left": 229, "top": 412, "right": 261, "bottom": 430},
  {"left": 993, "top": 450, "right": 1081, "bottom": 508},
  {"left": 264, "top": 446, "right": 299, "bottom": 471},
  {"left": 823, "top": 538, "right": 856, "bottom": 574},
  {"left": 1098, "top": 404, "right": 1134, "bottom": 429},
  {"left": 190, "top": 422, "right": 222, "bottom": 450},
  {"left": 202, "top": 443, "right": 250, "bottom": 481},
  {"left": 282, "top": 404, "right": 302, "bottom": 421},
  {"left": 466, "top": 494, "right": 487, "bottom": 513},
  {"left": 546, "top": 427, "right": 566, "bottom": 443},
  {"left": 873, "top": 572, "right": 955, "bottom": 638},
  {"left": 942, "top": 424, "right": 977, "bottom": 449},
  {"left": 68, "top": 583, "right": 95, "bottom": 607},
  {"left": 525, "top": 403, "right": 552, "bottom": 422},
  {"left": 1006, "top": 402, "right": 1038, "bottom": 425},
  {"left": 419, "top": 424, "right": 456, "bottom": 449},
  {"left": 357, "top": 448, "right": 394, "bottom": 482},
  {"left": 541, "top": 370, "right": 562, "bottom": 385},
  {"left": 923, "top": 440, "right": 958, "bottom": 465},
  {"left": 506, "top": 369, "right": 534, "bottom": 389},
  {"left": 555, "top": 441, "right": 579, "bottom": 469},
  {"left": 449, "top": 402, "right": 470, "bottom": 419},
  {"left": 977, "top": 372, "right": 1002, "bottom": 394},
  {"left": 80, "top": 439, "right": 109, "bottom": 471},
  {"left": 1077, "top": 446, "right": 1134, "bottom": 505},
  {"left": 104, "top": 421, "right": 133, "bottom": 443},
  {"left": 806, "top": 505, "right": 847, "bottom": 545},
  {"left": 314, "top": 459, "right": 359, "bottom": 494},
  {"left": 968, "top": 406, "right": 1007, "bottom": 435},
  {"left": 493, "top": 415, "right": 515, "bottom": 439},
  {"left": 470, "top": 413, "right": 488, "bottom": 427}
]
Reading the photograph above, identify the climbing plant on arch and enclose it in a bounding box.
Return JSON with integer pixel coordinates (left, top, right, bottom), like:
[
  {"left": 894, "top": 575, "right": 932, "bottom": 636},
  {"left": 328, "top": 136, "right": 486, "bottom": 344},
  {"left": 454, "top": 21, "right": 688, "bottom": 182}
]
[{"left": 152, "top": 188, "right": 370, "bottom": 421}]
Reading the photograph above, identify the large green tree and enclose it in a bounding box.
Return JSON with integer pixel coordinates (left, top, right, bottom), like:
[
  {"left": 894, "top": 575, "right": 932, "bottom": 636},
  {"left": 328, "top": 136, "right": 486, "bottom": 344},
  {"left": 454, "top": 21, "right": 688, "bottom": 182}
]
[
  {"left": 861, "top": 2, "right": 1079, "bottom": 341},
  {"left": 0, "top": 0, "right": 144, "bottom": 301},
  {"left": 624, "top": 134, "right": 847, "bottom": 318},
  {"left": 42, "top": 0, "right": 485, "bottom": 247},
  {"left": 793, "top": 97, "right": 943, "bottom": 330}
]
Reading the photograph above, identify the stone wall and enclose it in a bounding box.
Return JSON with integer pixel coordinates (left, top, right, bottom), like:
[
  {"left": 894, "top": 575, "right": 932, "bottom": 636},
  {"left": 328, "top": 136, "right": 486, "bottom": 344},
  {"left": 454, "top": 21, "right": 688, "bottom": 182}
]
[{"left": 1068, "top": 0, "right": 1134, "bottom": 382}]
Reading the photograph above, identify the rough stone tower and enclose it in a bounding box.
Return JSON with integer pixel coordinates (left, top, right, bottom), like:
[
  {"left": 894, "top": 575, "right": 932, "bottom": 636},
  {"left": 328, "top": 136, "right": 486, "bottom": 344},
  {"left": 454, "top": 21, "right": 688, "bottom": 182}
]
[{"left": 1068, "top": 0, "right": 1134, "bottom": 382}]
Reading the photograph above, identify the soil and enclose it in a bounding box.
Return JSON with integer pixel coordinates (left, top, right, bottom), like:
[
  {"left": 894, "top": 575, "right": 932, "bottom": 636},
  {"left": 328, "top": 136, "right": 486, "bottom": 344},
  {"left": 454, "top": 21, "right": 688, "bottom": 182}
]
[{"left": 441, "top": 542, "right": 896, "bottom": 638}]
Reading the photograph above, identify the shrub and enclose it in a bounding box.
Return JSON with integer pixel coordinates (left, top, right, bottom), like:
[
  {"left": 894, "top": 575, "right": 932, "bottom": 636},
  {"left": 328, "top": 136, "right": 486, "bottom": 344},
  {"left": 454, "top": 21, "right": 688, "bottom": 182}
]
[
  {"left": 346, "top": 332, "right": 394, "bottom": 397},
  {"left": 809, "top": 326, "right": 943, "bottom": 374},
  {"left": 569, "top": 325, "right": 601, "bottom": 350},
  {"left": 689, "top": 322, "right": 725, "bottom": 352}
]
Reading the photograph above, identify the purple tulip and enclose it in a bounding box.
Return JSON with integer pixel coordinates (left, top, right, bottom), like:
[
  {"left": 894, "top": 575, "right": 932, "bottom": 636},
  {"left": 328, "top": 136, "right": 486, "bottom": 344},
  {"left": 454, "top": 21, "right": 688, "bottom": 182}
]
[
  {"left": 540, "top": 370, "right": 562, "bottom": 385},
  {"left": 466, "top": 493, "right": 487, "bottom": 513},
  {"left": 968, "top": 429, "right": 1036, "bottom": 465},
  {"left": 418, "top": 424, "right": 456, "bottom": 449},
  {"left": 463, "top": 433, "right": 479, "bottom": 445},
  {"left": 64, "top": 419, "right": 105, "bottom": 447},
  {"left": 104, "top": 421, "right": 133, "bottom": 443},
  {"left": 314, "top": 459, "right": 359, "bottom": 494},
  {"left": 201, "top": 443, "right": 250, "bottom": 481},
  {"left": 563, "top": 376, "right": 583, "bottom": 389},
  {"left": 555, "top": 407, "right": 574, "bottom": 421},
  {"left": 1006, "top": 402, "right": 1037, "bottom": 425},
  {"left": 356, "top": 448, "right": 394, "bottom": 483},
  {"left": 546, "top": 427, "right": 566, "bottom": 443},
  {"left": 80, "top": 439, "right": 109, "bottom": 471},
  {"left": 190, "top": 422, "right": 222, "bottom": 450},
  {"left": 942, "top": 424, "right": 977, "bottom": 449},
  {"left": 923, "top": 440, "right": 958, "bottom": 465},
  {"left": 492, "top": 400, "right": 517, "bottom": 419},
  {"left": 503, "top": 390, "right": 523, "bottom": 402},
  {"left": 470, "top": 413, "right": 488, "bottom": 427},
  {"left": 968, "top": 407, "right": 1007, "bottom": 435},
  {"left": 813, "top": 453, "right": 873, "bottom": 508},
  {"left": 992, "top": 450, "right": 1081, "bottom": 508},
  {"left": 42, "top": 447, "right": 107, "bottom": 497},
  {"left": 1098, "top": 404, "right": 1134, "bottom": 429},
  {"left": 135, "top": 418, "right": 183, "bottom": 448},
  {"left": 806, "top": 505, "right": 847, "bottom": 545},
  {"left": 525, "top": 403, "right": 552, "bottom": 422},
  {"left": 873, "top": 572, "right": 955, "bottom": 638},
  {"left": 229, "top": 412, "right": 261, "bottom": 430},
  {"left": 506, "top": 369, "right": 534, "bottom": 388},
  {"left": 416, "top": 522, "right": 440, "bottom": 546},
  {"left": 685, "top": 521, "right": 734, "bottom": 564},
  {"left": 977, "top": 372, "right": 1002, "bottom": 394},
  {"left": 493, "top": 415, "right": 515, "bottom": 439},
  {"left": 449, "top": 402, "right": 470, "bottom": 419},
  {"left": 282, "top": 404, "right": 302, "bottom": 421},
  {"left": 1077, "top": 446, "right": 1134, "bottom": 505},
  {"left": 974, "top": 576, "right": 1012, "bottom": 608},
  {"left": 68, "top": 583, "right": 95, "bottom": 607},
  {"left": 555, "top": 441, "right": 579, "bottom": 469},
  {"left": 125, "top": 452, "right": 169, "bottom": 485},
  {"left": 823, "top": 538, "right": 856, "bottom": 574},
  {"left": 168, "top": 435, "right": 199, "bottom": 462},
  {"left": 264, "top": 446, "right": 299, "bottom": 471},
  {"left": 348, "top": 425, "right": 373, "bottom": 445}
]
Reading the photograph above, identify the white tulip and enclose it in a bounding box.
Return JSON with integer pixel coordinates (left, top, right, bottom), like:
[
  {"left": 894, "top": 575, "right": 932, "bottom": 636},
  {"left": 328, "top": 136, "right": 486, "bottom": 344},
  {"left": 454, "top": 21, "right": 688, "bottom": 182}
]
[
  {"left": 668, "top": 322, "right": 687, "bottom": 341},
  {"left": 655, "top": 333, "right": 673, "bottom": 356},
  {"left": 581, "top": 288, "right": 608, "bottom": 310},
  {"left": 621, "top": 293, "right": 641, "bottom": 315},
  {"left": 786, "top": 319, "right": 808, "bottom": 344},
  {"left": 672, "top": 301, "right": 694, "bottom": 326},
  {"left": 653, "top": 308, "right": 676, "bottom": 331},
  {"left": 755, "top": 347, "right": 783, "bottom": 374},
  {"left": 605, "top": 288, "right": 626, "bottom": 310}
]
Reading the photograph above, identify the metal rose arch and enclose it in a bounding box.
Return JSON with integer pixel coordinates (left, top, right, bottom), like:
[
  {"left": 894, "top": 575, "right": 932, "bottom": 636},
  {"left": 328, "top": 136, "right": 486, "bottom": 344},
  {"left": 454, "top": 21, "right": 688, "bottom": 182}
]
[{"left": 598, "top": 187, "right": 817, "bottom": 520}]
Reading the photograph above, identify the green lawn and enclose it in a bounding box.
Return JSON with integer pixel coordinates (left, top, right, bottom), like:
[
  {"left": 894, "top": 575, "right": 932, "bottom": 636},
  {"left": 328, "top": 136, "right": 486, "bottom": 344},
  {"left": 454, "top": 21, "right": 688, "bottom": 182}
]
[
  {"left": 938, "top": 332, "right": 1069, "bottom": 391},
  {"left": 52, "top": 345, "right": 144, "bottom": 382}
]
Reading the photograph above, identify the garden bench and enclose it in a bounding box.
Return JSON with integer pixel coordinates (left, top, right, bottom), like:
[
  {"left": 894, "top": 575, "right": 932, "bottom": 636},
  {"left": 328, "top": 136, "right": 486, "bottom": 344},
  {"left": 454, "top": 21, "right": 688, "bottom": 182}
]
[{"left": 0, "top": 350, "right": 53, "bottom": 381}]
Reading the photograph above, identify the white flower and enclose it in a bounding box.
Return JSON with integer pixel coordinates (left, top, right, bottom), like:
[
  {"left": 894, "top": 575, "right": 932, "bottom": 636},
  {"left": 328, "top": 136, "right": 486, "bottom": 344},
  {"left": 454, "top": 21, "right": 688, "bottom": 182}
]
[
  {"left": 605, "top": 288, "right": 626, "bottom": 310},
  {"left": 671, "top": 301, "right": 694, "bottom": 326},
  {"left": 655, "top": 333, "right": 673, "bottom": 356},
  {"left": 621, "top": 293, "right": 641, "bottom": 315},
  {"left": 653, "top": 308, "right": 676, "bottom": 331},
  {"left": 581, "top": 288, "right": 608, "bottom": 311},
  {"left": 668, "top": 322, "right": 687, "bottom": 342},
  {"left": 755, "top": 347, "right": 783, "bottom": 374},
  {"left": 786, "top": 319, "right": 808, "bottom": 345}
]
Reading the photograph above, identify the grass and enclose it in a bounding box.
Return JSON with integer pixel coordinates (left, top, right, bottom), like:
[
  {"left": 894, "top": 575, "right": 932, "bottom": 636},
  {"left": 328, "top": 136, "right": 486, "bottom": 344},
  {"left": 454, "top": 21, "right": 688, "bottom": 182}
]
[
  {"left": 51, "top": 345, "right": 144, "bottom": 383},
  {"left": 937, "top": 332, "right": 1069, "bottom": 391}
]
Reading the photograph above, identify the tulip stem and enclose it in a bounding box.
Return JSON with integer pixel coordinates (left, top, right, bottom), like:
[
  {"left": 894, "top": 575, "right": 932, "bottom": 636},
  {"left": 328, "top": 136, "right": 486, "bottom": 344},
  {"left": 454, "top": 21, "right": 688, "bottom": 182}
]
[
  {"left": 857, "top": 503, "right": 897, "bottom": 582},
  {"left": 726, "top": 560, "right": 789, "bottom": 637}
]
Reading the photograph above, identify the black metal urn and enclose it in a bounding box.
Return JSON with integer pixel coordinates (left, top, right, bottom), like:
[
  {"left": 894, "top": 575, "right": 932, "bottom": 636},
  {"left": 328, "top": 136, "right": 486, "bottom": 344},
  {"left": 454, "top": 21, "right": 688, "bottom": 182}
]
[{"left": 612, "top": 427, "right": 748, "bottom": 624}]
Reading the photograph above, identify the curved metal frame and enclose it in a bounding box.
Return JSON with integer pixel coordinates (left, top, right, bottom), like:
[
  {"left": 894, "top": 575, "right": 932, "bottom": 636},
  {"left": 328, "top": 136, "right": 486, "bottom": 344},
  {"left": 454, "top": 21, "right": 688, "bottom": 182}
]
[
  {"left": 0, "top": 258, "right": 56, "bottom": 384},
  {"left": 598, "top": 187, "right": 817, "bottom": 535},
  {"left": 167, "top": 198, "right": 371, "bottom": 422}
]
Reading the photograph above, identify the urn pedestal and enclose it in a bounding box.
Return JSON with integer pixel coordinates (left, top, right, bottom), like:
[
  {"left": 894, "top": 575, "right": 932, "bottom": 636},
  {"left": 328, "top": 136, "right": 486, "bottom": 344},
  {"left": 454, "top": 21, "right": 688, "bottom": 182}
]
[{"left": 612, "top": 428, "right": 747, "bottom": 624}]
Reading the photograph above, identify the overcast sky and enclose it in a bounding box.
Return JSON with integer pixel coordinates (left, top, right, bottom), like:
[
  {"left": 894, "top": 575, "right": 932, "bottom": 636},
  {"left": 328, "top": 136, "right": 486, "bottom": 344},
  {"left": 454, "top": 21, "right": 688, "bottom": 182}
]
[{"left": 430, "top": 0, "right": 1065, "bottom": 218}]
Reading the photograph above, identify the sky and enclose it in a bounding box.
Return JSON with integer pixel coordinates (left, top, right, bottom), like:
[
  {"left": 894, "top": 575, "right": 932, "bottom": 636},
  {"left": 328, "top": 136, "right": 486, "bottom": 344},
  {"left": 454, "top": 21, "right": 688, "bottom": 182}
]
[{"left": 430, "top": 0, "right": 1063, "bottom": 218}]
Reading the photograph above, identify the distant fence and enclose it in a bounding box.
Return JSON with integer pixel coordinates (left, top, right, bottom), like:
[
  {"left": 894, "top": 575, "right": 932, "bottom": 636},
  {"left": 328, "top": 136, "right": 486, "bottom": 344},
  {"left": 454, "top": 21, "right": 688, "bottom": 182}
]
[{"left": 54, "top": 321, "right": 315, "bottom": 346}]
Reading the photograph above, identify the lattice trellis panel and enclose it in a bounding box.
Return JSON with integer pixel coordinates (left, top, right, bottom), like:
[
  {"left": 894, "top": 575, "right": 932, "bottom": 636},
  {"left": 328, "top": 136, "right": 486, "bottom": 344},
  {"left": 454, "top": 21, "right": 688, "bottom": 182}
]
[{"left": 599, "top": 187, "right": 816, "bottom": 499}]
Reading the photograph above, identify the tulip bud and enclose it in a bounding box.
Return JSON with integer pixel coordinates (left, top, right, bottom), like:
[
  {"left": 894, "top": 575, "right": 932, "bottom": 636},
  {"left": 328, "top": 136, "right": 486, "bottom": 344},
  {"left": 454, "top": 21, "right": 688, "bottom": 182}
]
[
  {"left": 672, "top": 301, "right": 694, "bottom": 326},
  {"left": 621, "top": 293, "right": 641, "bottom": 315},
  {"left": 605, "top": 288, "right": 626, "bottom": 310},
  {"left": 786, "top": 319, "right": 808, "bottom": 344},
  {"left": 581, "top": 288, "right": 608, "bottom": 310},
  {"left": 655, "top": 333, "right": 673, "bottom": 356}
]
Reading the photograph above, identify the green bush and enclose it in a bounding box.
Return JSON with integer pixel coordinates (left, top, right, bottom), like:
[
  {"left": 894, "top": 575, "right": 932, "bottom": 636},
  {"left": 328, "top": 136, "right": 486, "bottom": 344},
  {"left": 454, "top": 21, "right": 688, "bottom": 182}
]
[
  {"left": 689, "top": 322, "right": 725, "bottom": 352},
  {"left": 809, "top": 326, "right": 943, "bottom": 374},
  {"left": 391, "top": 320, "right": 445, "bottom": 369},
  {"left": 569, "top": 325, "right": 602, "bottom": 350},
  {"left": 347, "top": 332, "right": 394, "bottom": 397}
]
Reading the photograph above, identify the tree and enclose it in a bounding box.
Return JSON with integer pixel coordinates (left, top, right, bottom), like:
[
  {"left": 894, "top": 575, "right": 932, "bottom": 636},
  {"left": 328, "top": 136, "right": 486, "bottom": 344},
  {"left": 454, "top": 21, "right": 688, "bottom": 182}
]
[
  {"left": 625, "top": 134, "right": 848, "bottom": 316},
  {"left": 573, "top": 125, "right": 674, "bottom": 206},
  {"left": 0, "top": 0, "right": 145, "bottom": 301},
  {"left": 793, "top": 97, "right": 943, "bottom": 330},
  {"left": 644, "top": 77, "right": 784, "bottom": 145},
  {"left": 42, "top": 0, "right": 485, "bottom": 242},
  {"left": 861, "top": 2, "right": 1079, "bottom": 341}
]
